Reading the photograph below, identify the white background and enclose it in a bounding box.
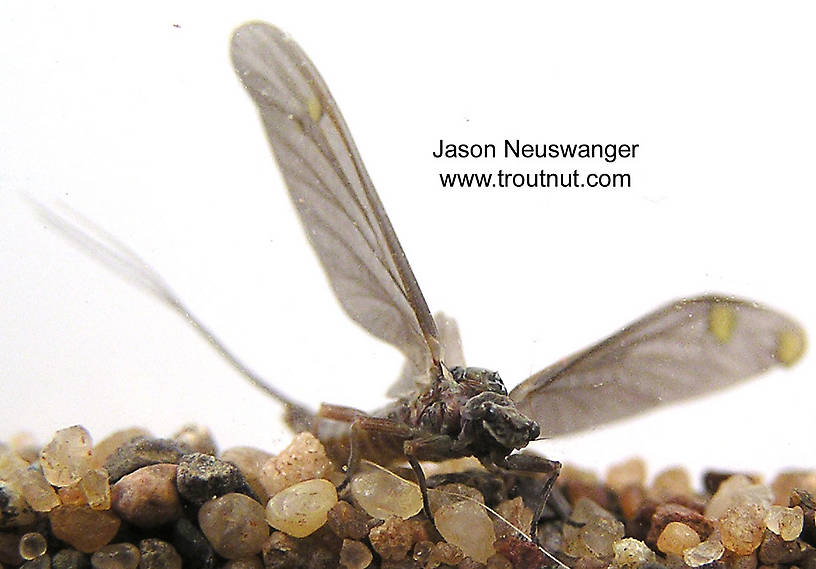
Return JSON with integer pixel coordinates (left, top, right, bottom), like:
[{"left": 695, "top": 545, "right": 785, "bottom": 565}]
[{"left": 1, "top": 3, "right": 813, "bottom": 485}]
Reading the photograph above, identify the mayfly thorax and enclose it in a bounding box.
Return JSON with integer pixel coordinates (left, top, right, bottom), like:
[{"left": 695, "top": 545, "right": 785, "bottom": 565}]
[{"left": 36, "top": 21, "right": 806, "bottom": 542}]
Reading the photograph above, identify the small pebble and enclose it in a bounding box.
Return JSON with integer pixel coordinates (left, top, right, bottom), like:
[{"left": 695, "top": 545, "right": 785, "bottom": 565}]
[
  {"left": 18, "top": 467, "right": 61, "bottom": 512},
  {"left": 80, "top": 468, "right": 111, "bottom": 510},
  {"left": 21, "top": 555, "right": 51, "bottom": 569},
  {"left": 650, "top": 467, "right": 693, "bottom": 500},
  {"left": 340, "top": 539, "right": 373, "bottom": 569},
  {"left": 176, "top": 452, "right": 254, "bottom": 505},
  {"left": 221, "top": 446, "right": 273, "bottom": 502},
  {"left": 266, "top": 478, "right": 337, "bottom": 538},
  {"left": 221, "top": 556, "right": 264, "bottom": 569},
  {"left": 49, "top": 505, "right": 121, "bottom": 553},
  {"left": 564, "top": 498, "right": 626, "bottom": 559},
  {"left": 0, "top": 531, "right": 24, "bottom": 566},
  {"left": 705, "top": 475, "right": 772, "bottom": 519},
  {"left": 607, "top": 458, "right": 647, "bottom": 493},
  {"left": 647, "top": 503, "right": 713, "bottom": 547},
  {"left": 104, "top": 438, "right": 187, "bottom": 483},
  {"left": 656, "top": 522, "right": 700, "bottom": 555},
  {"left": 683, "top": 534, "right": 725, "bottom": 569},
  {"left": 172, "top": 517, "right": 216, "bottom": 569},
  {"left": 59, "top": 482, "right": 87, "bottom": 506},
  {"left": 350, "top": 469, "right": 423, "bottom": 520},
  {"left": 434, "top": 499, "right": 497, "bottom": 563},
  {"left": 137, "top": 538, "right": 182, "bottom": 569},
  {"left": 0, "top": 481, "right": 36, "bottom": 528},
  {"left": 368, "top": 516, "right": 423, "bottom": 561},
  {"left": 326, "top": 500, "right": 372, "bottom": 540},
  {"left": 493, "top": 536, "right": 544, "bottom": 569},
  {"left": 173, "top": 424, "right": 217, "bottom": 456},
  {"left": 759, "top": 529, "right": 806, "bottom": 564},
  {"left": 90, "top": 543, "right": 140, "bottom": 569},
  {"left": 110, "top": 463, "right": 183, "bottom": 528},
  {"left": 259, "top": 433, "right": 336, "bottom": 497},
  {"left": 494, "top": 496, "right": 534, "bottom": 540},
  {"left": 765, "top": 505, "right": 804, "bottom": 540},
  {"left": 770, "top": 471, "right": 816, "bottom": 505},
  {"left": 19, "top": 532, "right": 47, "bottom": 560},
  {"left": 612, "top": 537, "right": 656, "bottom": 568},
  {"left": 40, "top": 426, "right": 94, "bottom": 487},
  {"left": 52, "top": 548, "right": 90, "bottom": 569},
  {"left": 719, "top": 503, "right": 766, "bottom": 555},
  {"left": 198, "top": 493, "right": 269, "bottom": 559}
]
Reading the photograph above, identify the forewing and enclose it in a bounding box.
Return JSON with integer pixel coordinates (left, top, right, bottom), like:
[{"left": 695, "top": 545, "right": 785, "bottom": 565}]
[
  {"left": 231, "top": 23, "right": 441, "bottom": 379},
  {"left": 510, "top": 296, "right": 806, "bottom": 437},
  {"left": 387, "top": 311, "right": 465, "bottom": 398}
]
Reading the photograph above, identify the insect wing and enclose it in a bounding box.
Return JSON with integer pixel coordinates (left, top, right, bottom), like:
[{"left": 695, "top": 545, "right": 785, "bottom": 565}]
[
  {"left": 509, "top": 296, "right": 805, "bottom": 437},
  {"left": 231, "top": 23, "right": 442, "bottom": 381},
  {"left": 388, "top": 311, "right": 465, "bottom": 397}
]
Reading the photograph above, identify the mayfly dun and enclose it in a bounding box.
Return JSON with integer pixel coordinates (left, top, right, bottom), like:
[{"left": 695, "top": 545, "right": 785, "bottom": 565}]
[{"left": 35, "top": 21, "right": 806, "bottom": 542}]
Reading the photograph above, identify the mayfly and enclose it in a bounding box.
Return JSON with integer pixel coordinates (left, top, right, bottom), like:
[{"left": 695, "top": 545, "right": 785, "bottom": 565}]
[{"left": 36, "top": 21, "right": 806, "bottom": 540}]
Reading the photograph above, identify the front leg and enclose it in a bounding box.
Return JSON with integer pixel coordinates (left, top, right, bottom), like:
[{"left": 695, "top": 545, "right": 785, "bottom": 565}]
[
  {"left": 497, "top": 453, "right": 562, "bottom": 542},
  {"left": 403, "top": 434, "right": 460, "bottom": 523}
]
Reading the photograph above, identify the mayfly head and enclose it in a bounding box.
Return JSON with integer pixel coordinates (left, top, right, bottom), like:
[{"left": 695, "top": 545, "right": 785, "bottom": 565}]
[{"left": 461, "top": 391, "right": 541, "bottom": 457}]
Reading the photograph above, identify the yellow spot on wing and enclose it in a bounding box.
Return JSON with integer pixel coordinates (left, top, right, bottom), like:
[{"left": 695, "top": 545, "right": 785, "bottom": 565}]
[
  {"left": 306, "top": 96, "right": 322, "bottom": 122},
  {"left": 776, "top": 329, "right": 806, "bottom": 366},
  {"left": 708, "top": 304, "right": 737, "bottom": 344}
]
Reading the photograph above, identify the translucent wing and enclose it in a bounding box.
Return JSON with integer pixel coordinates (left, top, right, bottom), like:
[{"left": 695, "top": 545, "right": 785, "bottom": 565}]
[
  {"left": 510, "top": 295, "right": 806, "bottom": 437},
  {"left": 387, "top": 311, "right": 465, "bottom": 398},
  {"left": 231, "top": 23, "right": 441, "bottom": 381}
]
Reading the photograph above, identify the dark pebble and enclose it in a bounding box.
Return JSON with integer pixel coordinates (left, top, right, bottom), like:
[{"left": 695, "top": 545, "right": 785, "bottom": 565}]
[
  {"left": 261, "top": 530, "right": 339, "bottom": 569},
  {"left": 262, "top": 531, "right": 303, "bottom": 569},
  {"left": 52, "top": 548, "right": 90, "bottom": 569},
  {"left": 172, "top": 517, "right": 216, "bottom": 569},
  {"left": 792, "top": 489, "right": 816, "bottom": 547},
  {"left": 105, "top": 438, "right": 190, "bottom": 483},
  {"left": 21, "top": 554, "right": 51, "bottom": 569},
  {"left": 759, "top": 530, "right": 806, "bottom": 564},
  {"left": 326, "top": 500, "right": 372, "bottom": 540},
  {"left": 139, "top": 538, "right": 182, "bottom": 569},
  {"left": 0, "top": 531, "right": 24, "bottom": 566},
  {"left": 175, "top": 453, "right": 256, "bottom": 505},
  {"left": 0, "top": 481, "right": 36, "bottom": 529},
  {"left": 646, "top": 503, "right": 713, "bottom": 547},
  {"left": 494, "top": 535, "right": 545, "bottom": 569}
]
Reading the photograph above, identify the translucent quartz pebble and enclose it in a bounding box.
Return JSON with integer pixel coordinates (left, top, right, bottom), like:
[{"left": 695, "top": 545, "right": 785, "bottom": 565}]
[
  {"left": 49, "top": 504, "right": 121, "bottom": 553},
  {"left": 80, "top": 468, "right": 111, "bottom": 510},
  {"left": 198, "top": 493, "right": 269, "bottom": 559},
  {"left": 0, "top": 447, "right": 29, "bottom": 480},
  {"left": 564, "top": 497, "right": 625, "bottom": 558},
  {"left": 434, "top": 499, "right": 496, "bottom": 563},
  {"left": 17, "top": 468, "right": 60, "bottom": 512},
  {"left": 260, "top": 433, "right": 336, "bottom": 497},
  {"left": 607, "top": 458, "right": 647, "bottom": 492},
  {"left": 340, "top": 539, "right": 374, "bottom": 569},
  {"left": 350, "top": 469, "right": 422, "bottom": 520},
  {"left": 265, "top": 478, "right": 337, "bottom": 539},
  {"left": 18, "top": 532, "right": 47, "bottom": 560},
  {"left": 59, "top": 482, "right": 87, "bottom": 506},
  {"left": 683, "top": 534, "right": 725, "bottom": 567},
  {"left": 705, "top": 475, "right": 772, "bottom": 519},
  {"left": 612, "top": 537, "right": 656, "bottom": 568},
  {"left": 657, "top": 522, "right": 701, "bottom": 555},
  {"left": 494, "top": 497, "right": 533, "bottom": 540},
  {"left": 40, "top": 425, "right": 94, "bottom": 487},
  {"left": 718, "top": 503, "right": 765, "bottom": 555},
  {"left": 765, "top": 505, "right": 804, "bottom": 541},
  {"left": 90, "top": 542, "right": 141, "bottom": 569}
]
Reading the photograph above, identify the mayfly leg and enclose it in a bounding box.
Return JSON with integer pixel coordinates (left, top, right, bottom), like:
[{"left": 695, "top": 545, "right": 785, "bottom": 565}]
[{"left": 29, "top": 200, "right": 315, "bottom": 432}]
